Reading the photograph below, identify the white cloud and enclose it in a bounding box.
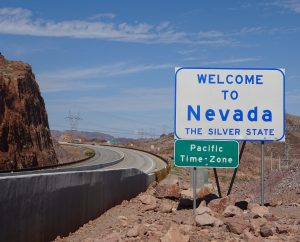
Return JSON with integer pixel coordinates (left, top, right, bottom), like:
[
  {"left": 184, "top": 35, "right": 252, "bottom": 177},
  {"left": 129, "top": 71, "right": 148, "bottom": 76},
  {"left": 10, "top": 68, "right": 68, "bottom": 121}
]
[
  {"left": 177, "top": 49, "right": 198, "bottom": 56},
  {"left": 46, "top": 87, "right": 173, "bottom": 112},
  {"left": 0, "top": 7, "right": 31, "bottom": 18},
  {"left": 204, "top": 57, "right": 261, "bottom": 65},
  {"left": 236, "top": 26, "right": 299, "bottom": 35},
  {"left": 197, "top": 31, "right": 224, "bottom": 38},
  {"left": 37, "top": 62, "right": 172, "bottom": 92},
  {"left": 0, "top": 7, "right": 230, "bottom": 45},
  {"left": 181, "top": 56, "right": 261, "bottom": 64},
  {"left": 39, "top": 62, "right": 172, "bottom": 81},
  {"left": 0, "top": 8, "right": 224, "bottom": 44},
  {"left": 1, "top": 7, "right": 296, "bottom": 46},
  {"left": 88, "top": 13, "right": 116, "bottom": 20},
  {"left": 7, "top": 8, "right": 280, "bottom": 47},
  {"left": 271, "top": 0, "right": 300, "bottom": 13}
]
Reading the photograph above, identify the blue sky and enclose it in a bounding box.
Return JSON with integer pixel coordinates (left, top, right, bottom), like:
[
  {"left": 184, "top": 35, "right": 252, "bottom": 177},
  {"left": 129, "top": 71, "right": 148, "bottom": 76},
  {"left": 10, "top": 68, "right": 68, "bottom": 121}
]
[{"left": 0, "top": 0, "right": 299, "bottom": 138}]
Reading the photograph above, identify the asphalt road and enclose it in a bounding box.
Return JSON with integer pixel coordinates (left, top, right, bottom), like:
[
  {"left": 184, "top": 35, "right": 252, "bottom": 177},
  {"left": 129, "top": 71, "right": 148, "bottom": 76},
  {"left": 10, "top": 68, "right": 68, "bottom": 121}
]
[
  {"left": 66, "top": 144, "right": 167, "bottom": 174},
  {"left": 0, "top": 144, "right": 166, "bottom": 177},
  {"left": 101, "top": 146, "right": 167, "bottom": 173}
]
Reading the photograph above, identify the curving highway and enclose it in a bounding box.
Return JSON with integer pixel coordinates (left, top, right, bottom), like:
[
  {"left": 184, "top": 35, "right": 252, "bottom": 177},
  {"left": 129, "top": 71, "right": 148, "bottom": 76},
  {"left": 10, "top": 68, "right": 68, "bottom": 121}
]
[
  {"left": 101, "top": 145, "right": 167, "bottom": 173},
  {"left": 66, "top": 144, "right": 167, "bottom": 174},
  {"left": 0, "top": 144, "right": 167, "bottom": 177}
]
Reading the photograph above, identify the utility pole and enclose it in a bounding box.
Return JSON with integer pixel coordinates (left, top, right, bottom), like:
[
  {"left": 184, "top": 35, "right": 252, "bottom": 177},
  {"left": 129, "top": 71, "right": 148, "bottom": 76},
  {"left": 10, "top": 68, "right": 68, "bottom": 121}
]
[
  {"left": 65, "top": 111, "right": 81, "bottom": 133},
  {"left": 149, "top": 128, "right": 156, "bottom": 139},
  {"left": 137, "top": 129, "right": 144, "bottom": 139}
]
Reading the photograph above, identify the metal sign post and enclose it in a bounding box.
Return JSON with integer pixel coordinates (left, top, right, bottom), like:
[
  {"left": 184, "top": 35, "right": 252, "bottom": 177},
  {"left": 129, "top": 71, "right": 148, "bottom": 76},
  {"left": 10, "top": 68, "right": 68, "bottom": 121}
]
[
  {"left": 261, "top": 141, "right": 265, "bottom": 205},
  {"left": 192, "top": 167, "right": 197, "bottom": 215}
]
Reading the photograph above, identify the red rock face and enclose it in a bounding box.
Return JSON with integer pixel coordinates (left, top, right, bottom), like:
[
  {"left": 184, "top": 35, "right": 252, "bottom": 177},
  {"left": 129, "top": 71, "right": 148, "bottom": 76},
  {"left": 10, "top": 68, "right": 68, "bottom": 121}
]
[{"left": 0, "top": 54, "right": 58, "bottom": 170}]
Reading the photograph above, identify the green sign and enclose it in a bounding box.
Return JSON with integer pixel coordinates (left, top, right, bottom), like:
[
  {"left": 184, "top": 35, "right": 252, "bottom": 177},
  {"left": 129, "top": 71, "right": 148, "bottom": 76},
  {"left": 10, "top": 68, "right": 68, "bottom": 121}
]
[
  {"left": 111, "top": 140, "right": 117, "bottom": 145},
  {"left": 174, "top": 140, "right": 239, "bottom": 168}
]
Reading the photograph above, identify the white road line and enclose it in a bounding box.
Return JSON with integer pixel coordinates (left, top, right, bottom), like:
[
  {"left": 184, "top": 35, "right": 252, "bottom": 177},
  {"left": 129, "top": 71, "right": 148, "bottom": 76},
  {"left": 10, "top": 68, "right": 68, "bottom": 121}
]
[{"left": 144, "top": 154, "right": 156, "bottom": 174}]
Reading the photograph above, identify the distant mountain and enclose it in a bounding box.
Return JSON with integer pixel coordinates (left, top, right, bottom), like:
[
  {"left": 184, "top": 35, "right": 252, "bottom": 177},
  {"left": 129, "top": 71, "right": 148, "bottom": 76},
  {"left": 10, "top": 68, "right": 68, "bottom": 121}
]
[
  {"left": 51, "top": 130, "right": 114, "bottom": 142},
  {"left": 51, "top": 130, "right": 135, "bottom": 144}
]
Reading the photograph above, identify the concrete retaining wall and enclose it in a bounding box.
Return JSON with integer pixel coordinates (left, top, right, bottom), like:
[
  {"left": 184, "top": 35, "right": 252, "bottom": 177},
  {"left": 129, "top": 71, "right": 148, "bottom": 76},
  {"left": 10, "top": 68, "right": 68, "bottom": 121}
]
[{"left": 0, "top": 168, "right": 154, "bottom": 242}]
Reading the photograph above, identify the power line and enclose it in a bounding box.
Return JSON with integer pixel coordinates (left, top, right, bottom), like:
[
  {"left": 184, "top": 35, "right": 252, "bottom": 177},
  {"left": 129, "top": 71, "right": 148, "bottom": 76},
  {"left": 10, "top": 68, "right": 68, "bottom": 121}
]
[{"left": 65, "top": 111, "right": 81, "bottom": 132}]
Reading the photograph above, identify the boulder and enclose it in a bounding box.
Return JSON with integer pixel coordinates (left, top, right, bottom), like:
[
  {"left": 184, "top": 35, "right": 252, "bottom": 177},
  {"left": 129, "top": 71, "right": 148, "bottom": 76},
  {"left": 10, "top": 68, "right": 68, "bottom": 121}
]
[
  {"left": 99, "top": 232, "right": 122, "bottom": 242},
  {"left": 249, "top": 205, "right": 270, "bottom": 218},
  {"left": 225, "top": 217, "right": 250, "bottom": 235},
  {"left": 139, "top": 194, "right": 157, "bottom": 211},
  {"left": 260, "top": 226, "right": 273, "bottom": 237},
  {"left": 179, "top": 224, "right": 194, "bottom": 234},
  {"left": 195, "top": 206, "right": 212, "bottom": 216},
  {"left": 222, "top": 205, "right": 243, "bottom": 217},
  {"left": 250, "top": 217, "right": 267, "bottom": 235},
  {"left": 243, "top": 228, "right": 255, "bottom": 240},
  {"left": 155, "top": 175, "right": 181, "bottom": 199},
  {"left": 197, "top": 184, "right": 213, "bottom": 199},
  {"left": 117, "top": 215, "right": 128, "bottom": 227},
  {"left": 195, "top": 213, "right": 223, "bottom": 227},
  {"left": 264, "top": 213, "right": 278, "bottom": 222},
  {"left": 126, "top": 224, "right": 147, "bottom": 237},
  {"left": 127, "top": 226, "right": 139, "bottom": 237},
  {"left": 208, "top": 195, "right": 236, "bottom": 214},
  {"left": 199, "top": 200, "right": 206, "bottom": 207},
  {"left": 276, "top": 224, "right": 289, "bottom": 234},
  {"left": 248, "top": 202, "right": 260, "bottom": 209},
  {"left": 160, "top": 224, "right": 190, "bottom": 242},
  {"left": 158, "top": 199, "right": 173, "bottom": 213},
  {"left": 195, "top": 213, "right": 215, "bottom": 226},
  {"left": 139, "top": 194, "right": 157, "bottom": 205},
  {"left": 180, "top": 189, "right": 193, "bottom": 199}
]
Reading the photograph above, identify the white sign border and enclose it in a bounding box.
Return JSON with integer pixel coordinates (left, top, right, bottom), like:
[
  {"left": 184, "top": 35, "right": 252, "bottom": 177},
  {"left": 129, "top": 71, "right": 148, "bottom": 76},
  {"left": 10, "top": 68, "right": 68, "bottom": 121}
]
[{"left": 174, "top": 67, "right": 286, "bottom": 142}]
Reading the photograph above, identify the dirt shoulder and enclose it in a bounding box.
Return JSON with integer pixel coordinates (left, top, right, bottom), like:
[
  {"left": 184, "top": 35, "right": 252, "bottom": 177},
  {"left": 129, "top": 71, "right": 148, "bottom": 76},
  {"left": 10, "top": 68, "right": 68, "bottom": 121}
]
[{"left": 53, "top": 140, "right": 92, "bottom": 164}]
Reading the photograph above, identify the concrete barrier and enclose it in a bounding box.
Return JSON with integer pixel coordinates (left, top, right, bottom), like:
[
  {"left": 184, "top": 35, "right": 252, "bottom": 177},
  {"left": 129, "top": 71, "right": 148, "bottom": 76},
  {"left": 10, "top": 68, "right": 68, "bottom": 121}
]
[{"left": 0, "top": 168, "right": 153, "bottom": 242}]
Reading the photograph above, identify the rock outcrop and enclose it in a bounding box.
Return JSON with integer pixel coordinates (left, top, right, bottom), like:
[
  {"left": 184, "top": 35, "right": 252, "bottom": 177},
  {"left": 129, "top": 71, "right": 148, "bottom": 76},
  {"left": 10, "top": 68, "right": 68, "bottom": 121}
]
[{"left": 0, "top": 54, "right": 58, "bottom": 170}]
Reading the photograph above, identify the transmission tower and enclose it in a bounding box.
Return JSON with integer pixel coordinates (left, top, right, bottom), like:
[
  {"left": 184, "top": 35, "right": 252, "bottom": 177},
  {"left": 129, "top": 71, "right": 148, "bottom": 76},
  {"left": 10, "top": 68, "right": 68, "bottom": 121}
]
[
  {"left": 65, "top": 111, "right": 81, "bottom": 132},
  {"left": 137, "top": 129, "right": 144, "bottom": 139}
]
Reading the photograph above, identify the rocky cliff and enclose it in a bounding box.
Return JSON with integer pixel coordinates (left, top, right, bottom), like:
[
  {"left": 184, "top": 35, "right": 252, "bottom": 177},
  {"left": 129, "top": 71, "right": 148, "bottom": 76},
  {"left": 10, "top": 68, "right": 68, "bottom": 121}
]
[{"left": 0, "top": 54, "right": 58, "bottom": 170}]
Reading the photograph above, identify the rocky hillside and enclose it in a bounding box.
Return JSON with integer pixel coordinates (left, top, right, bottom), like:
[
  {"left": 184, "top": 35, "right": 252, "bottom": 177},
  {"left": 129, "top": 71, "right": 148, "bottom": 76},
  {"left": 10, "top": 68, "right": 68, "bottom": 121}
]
[
  {"left": 125, "top": 114, "right": 300, "bottom": 171},
  {"left": 51, "top": 130, "right": 114, "bottom": 143},
  {"left": 55, "top": 176, "right": 300, "bottom": 242},
  {"left": 51, "top": 130, "right": 135, "bottom": 144},
  {"left": 123, "top": 114, "right": 300, "bottom": 203},
  {"left": 0, "top": 54, "right": 58, "bottom": 170}
]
